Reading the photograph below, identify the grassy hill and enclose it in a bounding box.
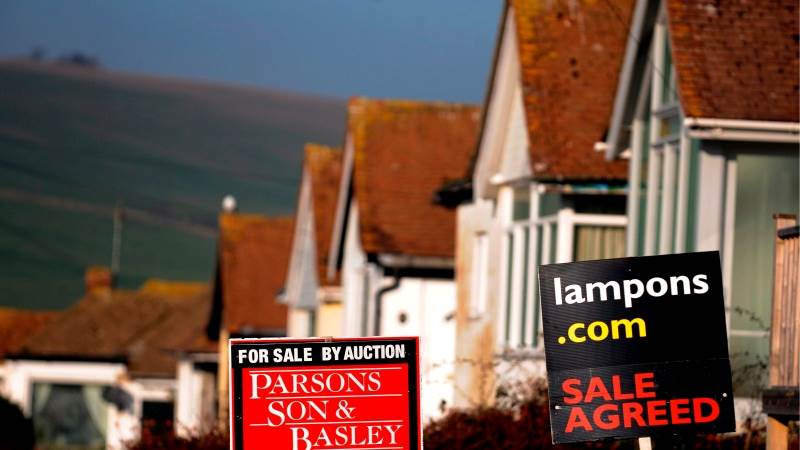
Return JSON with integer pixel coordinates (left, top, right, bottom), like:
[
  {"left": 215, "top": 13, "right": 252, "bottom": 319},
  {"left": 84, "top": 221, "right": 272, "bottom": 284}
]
[{"left": 0, "top": 60, "right": 346, "bottom": 309}]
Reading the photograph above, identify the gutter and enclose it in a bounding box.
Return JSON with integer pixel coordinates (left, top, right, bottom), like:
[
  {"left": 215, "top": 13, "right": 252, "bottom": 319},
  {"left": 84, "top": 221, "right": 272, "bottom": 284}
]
[
  {"left": 377, "top": 253, "right": 453, "bottom": 270},
  {"left": 684, "top": 117, "right": 800, "bottom": 143}
]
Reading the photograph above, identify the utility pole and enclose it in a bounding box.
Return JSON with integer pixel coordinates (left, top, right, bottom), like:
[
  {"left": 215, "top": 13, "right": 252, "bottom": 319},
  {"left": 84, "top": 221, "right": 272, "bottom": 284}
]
[{"left": 111, "top": 201, "right": 124, "bottom": 287}]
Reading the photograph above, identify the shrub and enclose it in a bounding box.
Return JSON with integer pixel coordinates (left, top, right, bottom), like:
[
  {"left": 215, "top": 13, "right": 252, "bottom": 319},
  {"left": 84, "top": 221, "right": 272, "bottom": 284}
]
[
  {"left": 423, "top": 378, "right": 789, "bottom": 450},
  {"left": 126, "top": 423, "right": 227, "bottom": 450}
]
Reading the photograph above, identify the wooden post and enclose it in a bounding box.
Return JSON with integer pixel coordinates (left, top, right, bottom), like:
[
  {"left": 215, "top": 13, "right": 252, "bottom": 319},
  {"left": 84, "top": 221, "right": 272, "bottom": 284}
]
[
  {"left": 766, "top": 417, "right": 788, "bottom": 450},
  {"left": 764, "top": 214, "right": 799, "bottom": 450}
]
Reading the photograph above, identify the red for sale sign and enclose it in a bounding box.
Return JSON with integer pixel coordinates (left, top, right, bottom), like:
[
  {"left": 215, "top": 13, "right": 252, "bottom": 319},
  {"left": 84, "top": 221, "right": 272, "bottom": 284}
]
[{"left": 229, "top": 337, "right": 421, "bottom": 450}]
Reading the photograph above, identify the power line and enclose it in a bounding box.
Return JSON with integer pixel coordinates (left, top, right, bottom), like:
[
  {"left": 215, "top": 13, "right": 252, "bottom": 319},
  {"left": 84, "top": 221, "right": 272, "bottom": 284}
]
[{"left": 0, "top": 188, "right": 217, "bottom": 238}]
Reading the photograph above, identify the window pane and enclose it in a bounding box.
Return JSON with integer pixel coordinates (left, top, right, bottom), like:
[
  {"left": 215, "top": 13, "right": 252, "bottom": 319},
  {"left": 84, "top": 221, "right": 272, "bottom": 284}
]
[
  {"left": 33, "top": 383, "right": 108, "bottom": 449},
  {"left": 512, "top": 186, "right": 529, "bottom": 221},
  {"left": 659, "top": 115, "right": 680, "bottom": 137},
  {"left": 519, "top": 227, "right": 529, "bottom": 346},
  {"left": 503, "top": 232, "right": 514, "bottom": 343}
]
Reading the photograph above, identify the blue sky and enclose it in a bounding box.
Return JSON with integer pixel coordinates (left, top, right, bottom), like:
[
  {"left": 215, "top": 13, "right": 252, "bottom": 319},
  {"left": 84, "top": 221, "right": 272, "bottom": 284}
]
[{"left": 0, "top": 0, "right": 502, "bottom": 102}]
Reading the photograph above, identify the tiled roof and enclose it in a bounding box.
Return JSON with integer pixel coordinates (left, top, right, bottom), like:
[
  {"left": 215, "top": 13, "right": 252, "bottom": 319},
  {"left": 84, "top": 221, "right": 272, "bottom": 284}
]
[
  {"left": 666, "top": 0, "right": 799, "bottom": 121},
  {"left": 0, "top": 308, "right": 59, "bottom": 360},
  {"left": 348, "top": 97, "right": 480, "bottom": 258},
  {"left": 304, "top": 144, "right": 343, "bottom": 286},
  {"left": 16, "top": 281, "right": 210, "bottom": 378},
  {"left": 218, "top": 214, "right": 293, "bottom": 333},
  {"left": 512, "top": 0, "right": 632, "bottom": 181}
]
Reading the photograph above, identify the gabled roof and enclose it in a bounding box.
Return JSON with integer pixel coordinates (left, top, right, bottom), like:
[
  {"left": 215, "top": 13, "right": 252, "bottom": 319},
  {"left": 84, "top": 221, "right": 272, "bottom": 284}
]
[
  {"left": 347, "top": 97, "right": 480, "bottom": 258},
  {"left": 217, "top": 214, "right": 293, "bottom": 334},
  {"left": 0, "top": 308, "right": 59, "bottom": 361},
  {"left": 511, "top": 0, "right": 632, "bottom": 181},
  {"left": 606, "top": 0, "right": 799, "bottom": 157},
  {"left": 305, "top": 144, "right": 343, "bottom": 286},
  {"left": 16, "top": 280, "right": 210, "bottom": 378},
  {"left": 666, "top": 0, "right": 799, "bottom": 121}
]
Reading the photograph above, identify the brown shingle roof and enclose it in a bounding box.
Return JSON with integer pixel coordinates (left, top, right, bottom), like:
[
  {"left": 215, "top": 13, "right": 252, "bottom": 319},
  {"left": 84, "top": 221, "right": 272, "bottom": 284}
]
[
  {"left": 512, "top": 0, "right": 632, "bottom": 181},
  {"left": 17, "top": 281, "right": 210, "bottom": 378},
  {"left": 666, "top": 0, "right": 799, "bottom": 121},
  {"left": 0, "top": 308, "right": 59, "bottom": 360},
  {"left": 304, "top": 144, "right": 343, "bottom": 286},
  {"left": 348, "top": 97, "right": 480, "bottom": 258},
  {"left": 218, "top": 214, "right": 293, "bottom": 333}
]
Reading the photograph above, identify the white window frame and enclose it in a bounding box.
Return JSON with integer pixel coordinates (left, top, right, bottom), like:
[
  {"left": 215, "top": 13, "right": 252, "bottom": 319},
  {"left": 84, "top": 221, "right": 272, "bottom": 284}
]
[{"left": 493, "top": 183, "right": 627, "bottom": 351}]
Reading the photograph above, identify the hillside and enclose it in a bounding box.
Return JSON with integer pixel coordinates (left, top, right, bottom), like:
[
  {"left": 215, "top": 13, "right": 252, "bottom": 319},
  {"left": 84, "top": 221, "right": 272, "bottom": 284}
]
[{"left": 0, "top": 60, "right": 346, "bottom": 309}]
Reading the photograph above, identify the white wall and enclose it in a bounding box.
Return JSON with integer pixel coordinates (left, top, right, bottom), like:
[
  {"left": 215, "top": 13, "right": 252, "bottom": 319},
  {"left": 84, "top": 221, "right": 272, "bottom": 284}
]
[
  {"left": 381, "top": 278, "right": 456, "bottom": 421},
  {"left": 287, "top": 307, "right": 313, "bottom": 338},
  {"left": 339, "top": 199, "right": 458, "bottom": 419},
  {"left": 175, "top": 358, "right": 216, "bottom": 438},
  {"left": 341, "top": 202, "right": 371, "bottom": 337}
]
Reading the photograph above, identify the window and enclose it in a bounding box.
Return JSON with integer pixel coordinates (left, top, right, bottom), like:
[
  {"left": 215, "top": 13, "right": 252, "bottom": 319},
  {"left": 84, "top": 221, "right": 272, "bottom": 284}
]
[
  {"left": 496, "top": 188, "right": 626, "bottom": 350},
  {"left": 470, "top": 233, "right": 489, "bottom": 318},
  {"left": 573, "top": 226, "right": 626, "bottom": 261},
  {"left": 32, "top": 383, "right": 109, "bottom": 449},
  {"left": 512, "top": 186, "right": 530, "bottom": 221}
]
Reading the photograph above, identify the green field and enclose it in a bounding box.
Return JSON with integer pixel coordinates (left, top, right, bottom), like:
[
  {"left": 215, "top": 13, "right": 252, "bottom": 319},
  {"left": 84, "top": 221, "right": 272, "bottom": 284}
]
[{"left": 0, "top": 60, "right": 345, "bottom": 309}]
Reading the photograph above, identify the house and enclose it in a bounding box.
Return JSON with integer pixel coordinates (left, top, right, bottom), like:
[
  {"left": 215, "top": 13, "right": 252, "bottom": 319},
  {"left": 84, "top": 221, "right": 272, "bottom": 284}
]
[
  {"left": 327, "top": 97, "right": 480, "bottom": 419},
  {"left": 0, "top": 307, "right": 58, "bottom": 393},
  {"left": 3, "top": 267, "right": 210, "bottom": 449},
  {"left": 282, "top": 143, "right": 344, "bottom": 338},
  {"left": 449, "top": 0, "right": 635, "bottom": 407},
  {"left": 601, "top": 0, "right": 799, "bottom": 415},
  {"left": 204, "top": 212, "right": 294, "bottom": 427}
]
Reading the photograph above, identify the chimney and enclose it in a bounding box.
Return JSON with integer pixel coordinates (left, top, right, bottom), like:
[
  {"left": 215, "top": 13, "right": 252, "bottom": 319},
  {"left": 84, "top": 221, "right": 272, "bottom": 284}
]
[{"left": 85, "top": 266, "right": 112, "bottom": 296}]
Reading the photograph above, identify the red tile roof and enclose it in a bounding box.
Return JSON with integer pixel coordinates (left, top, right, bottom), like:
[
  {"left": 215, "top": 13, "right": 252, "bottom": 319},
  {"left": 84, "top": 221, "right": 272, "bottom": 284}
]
[
  {"left": 667, "top": 0, "right": 799, "bottom": 121},
  {"left": 512, "top": 0, "right": 632, "bottom": 181},
  {"left": 304, "top": 144, "right": 343, "bottom": 286},
  {"left": 218, "top": 214, "right": 293, "bottom": 333},
  {"left": 348, "top": 97, "right": 480, "bottom": 258},
  {"left": 17, "top": 280, "right": 210, "bottom": 377},
  {"left": 0, "top": 308, "right": 58, "bottom": 360}
]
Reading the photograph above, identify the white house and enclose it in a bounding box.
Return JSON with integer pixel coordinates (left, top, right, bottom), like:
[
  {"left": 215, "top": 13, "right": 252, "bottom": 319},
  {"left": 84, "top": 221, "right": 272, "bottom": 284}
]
[
  {"left": 602, "top": 0, "right": 799, "bottom": 418},
  {"left": 3, "top": 271, "right": 210, "bottom": 449},
  {"left": 283, "top": 143, "right": 344, "bottom": 338},
  {"left": 327, "top": 97, "right": 480, "bottom": 420},
  {"left": 449, "top": 0, "right": 635, "bottom": 407}
]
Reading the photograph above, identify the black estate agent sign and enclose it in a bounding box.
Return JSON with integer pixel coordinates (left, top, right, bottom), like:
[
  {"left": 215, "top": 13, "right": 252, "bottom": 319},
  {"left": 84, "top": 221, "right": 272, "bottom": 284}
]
[{"left": 538, "top": 252, "right": 735, "bottom": 443}]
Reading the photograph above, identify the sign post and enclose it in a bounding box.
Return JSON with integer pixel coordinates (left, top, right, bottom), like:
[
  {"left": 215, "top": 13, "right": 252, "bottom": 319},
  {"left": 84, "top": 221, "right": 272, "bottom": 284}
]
[
  {"left": 538, "top": 251, "right": 735, "bottom": 444},
  {"left": 228, "top": 336, "right": 422, "bottom": 450}
]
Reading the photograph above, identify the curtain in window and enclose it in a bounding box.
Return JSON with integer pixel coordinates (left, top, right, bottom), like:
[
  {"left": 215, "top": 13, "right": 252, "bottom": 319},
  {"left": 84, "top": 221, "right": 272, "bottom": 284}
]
[
  {"left": 32, "top": 383, "right": 107, "bottom": 449},
  {"left": 33, "top": 383, "right": 51, "bottom": 417},
  {"left": 573, "top": 226, "right": 625, "bottom": 262},
  {"left": 82, "top": 385, "right": 108, "bottom": 437}
]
